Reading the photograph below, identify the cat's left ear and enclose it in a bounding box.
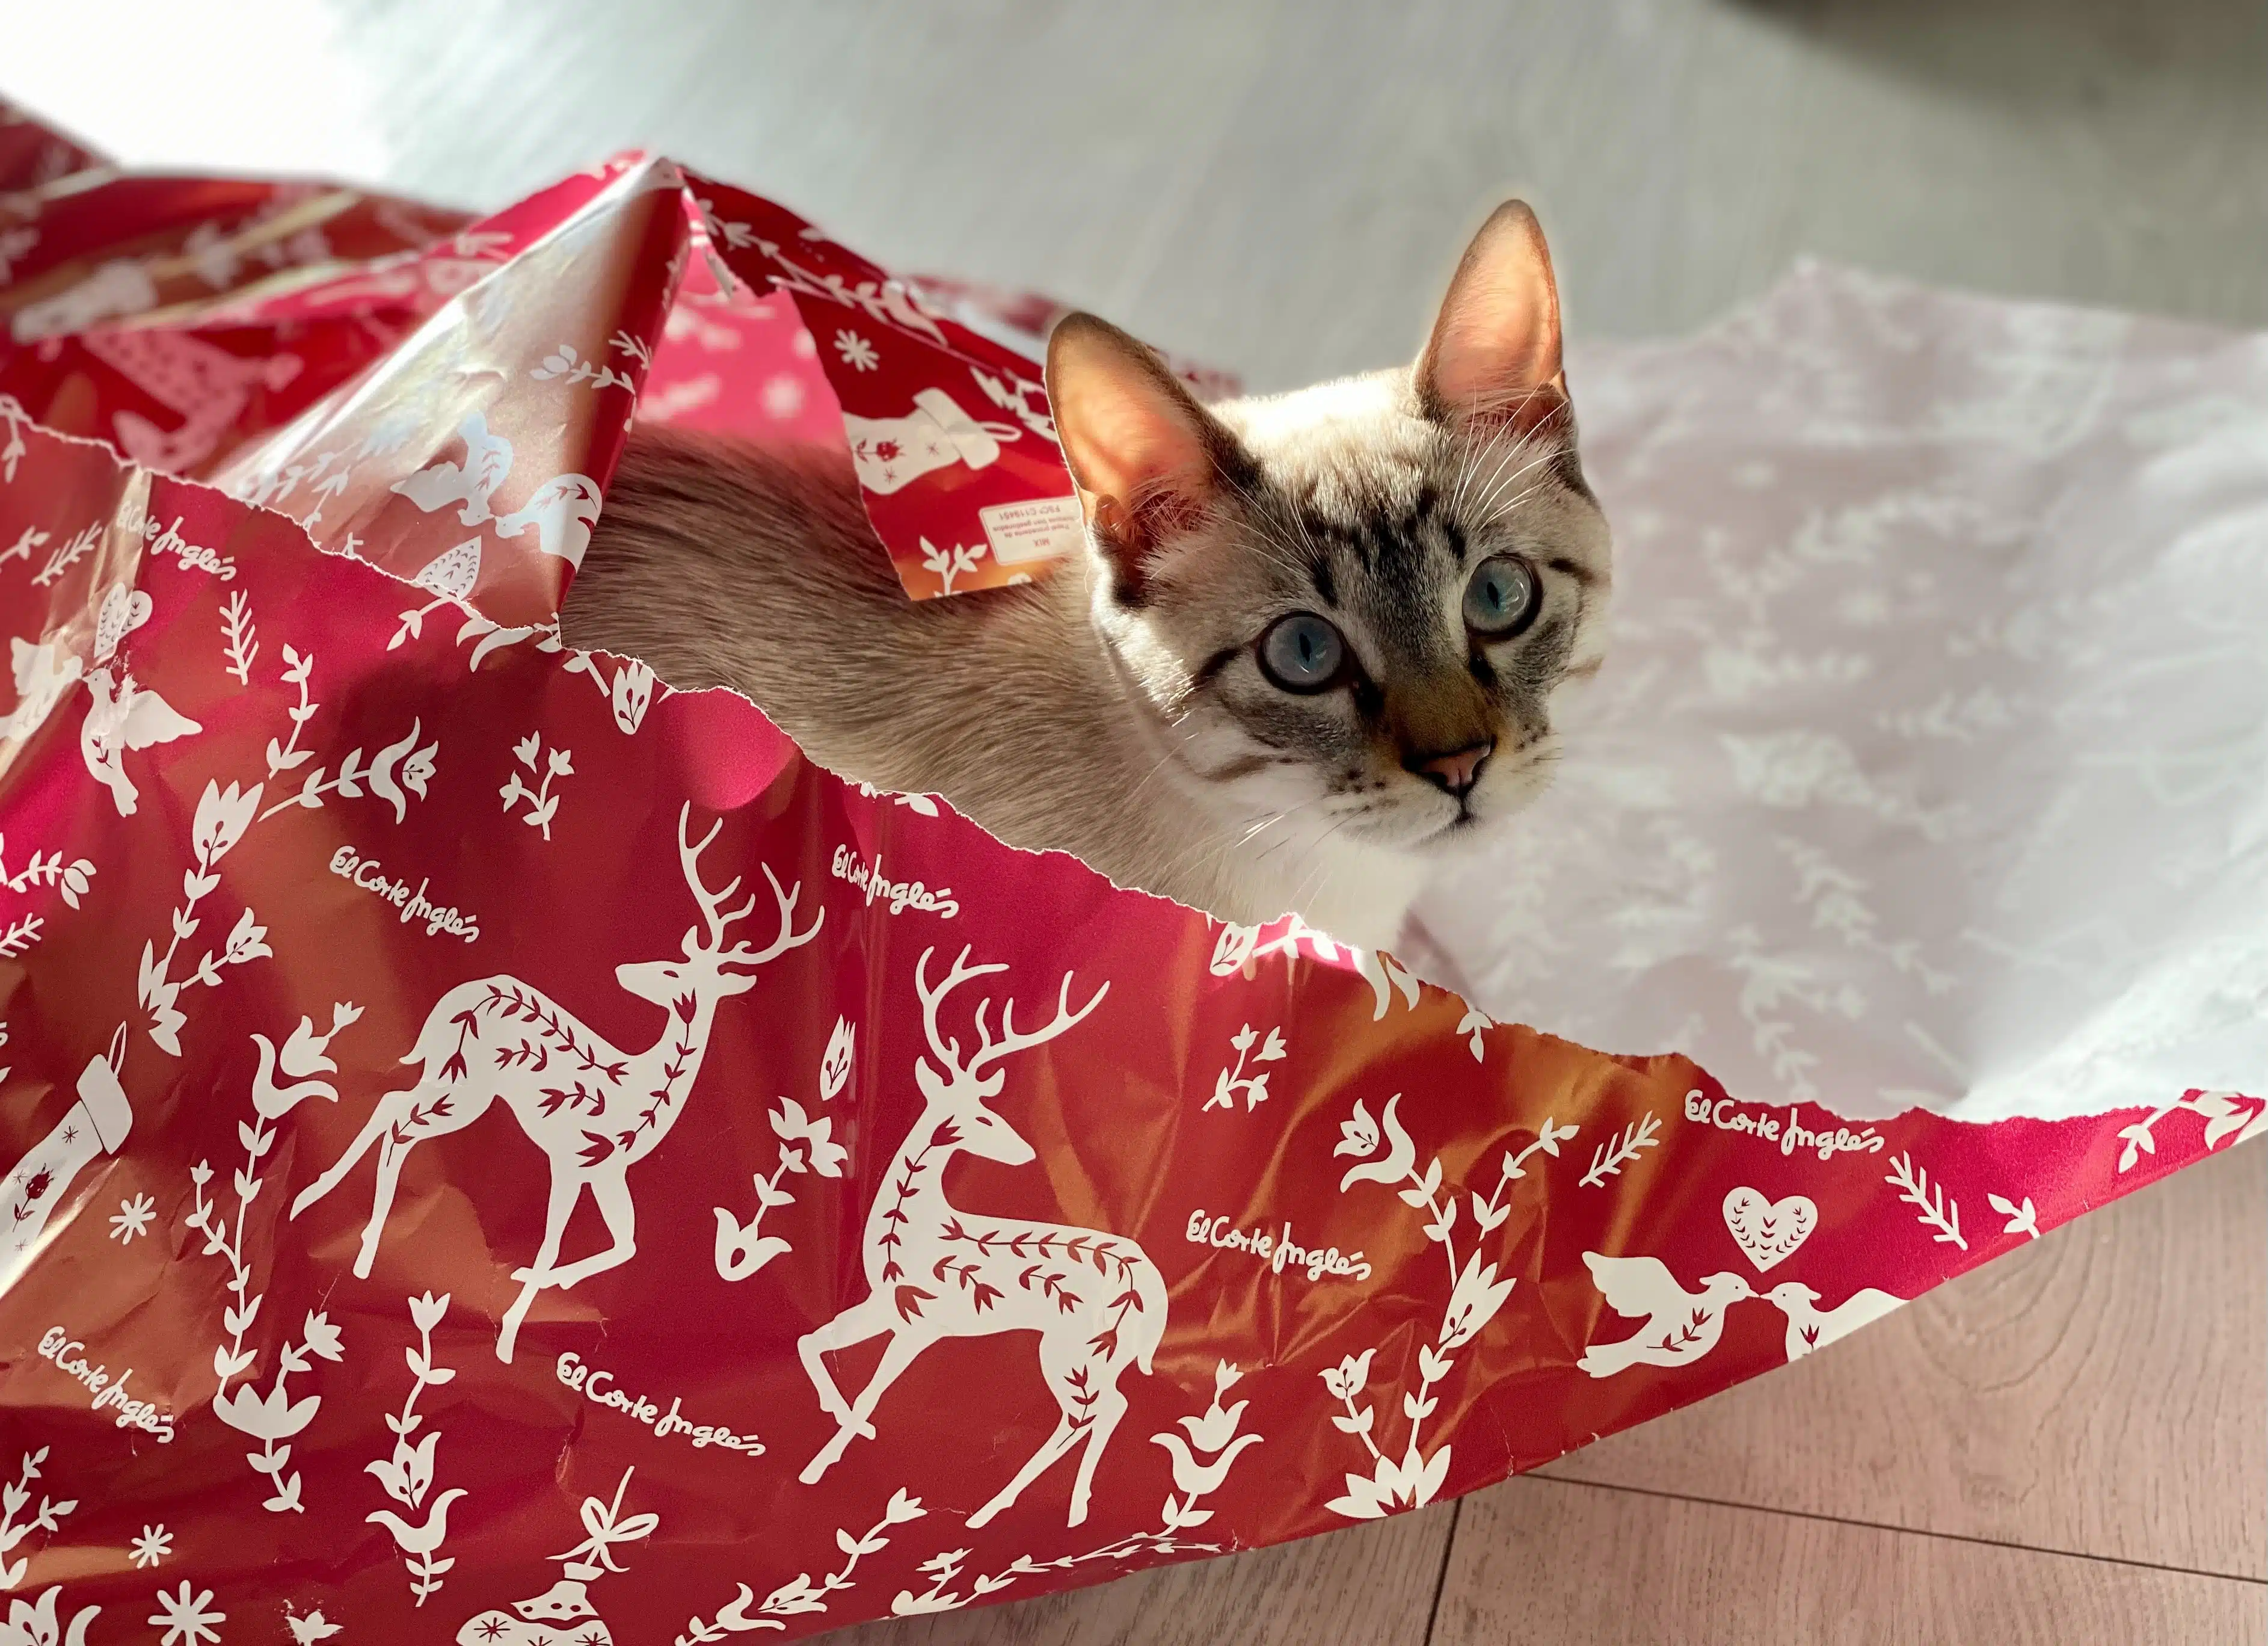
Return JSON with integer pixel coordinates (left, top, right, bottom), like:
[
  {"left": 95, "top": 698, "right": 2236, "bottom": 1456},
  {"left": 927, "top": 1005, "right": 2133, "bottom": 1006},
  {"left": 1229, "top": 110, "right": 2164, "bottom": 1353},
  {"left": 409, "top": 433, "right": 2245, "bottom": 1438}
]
[
  {"left": 1047, "top": 312, "right": 1236, "bottom": 600},
  {"left": 1416, "top": 200, "right": 1566, "bottom": 434}
]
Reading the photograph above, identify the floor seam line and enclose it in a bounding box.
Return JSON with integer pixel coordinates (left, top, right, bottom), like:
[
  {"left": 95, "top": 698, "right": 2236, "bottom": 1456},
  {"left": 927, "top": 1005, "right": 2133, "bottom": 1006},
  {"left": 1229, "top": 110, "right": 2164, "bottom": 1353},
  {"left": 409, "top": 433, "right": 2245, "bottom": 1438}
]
[{"left": 1524, "top": 1475, "right": 2266, "bottom": 1585}]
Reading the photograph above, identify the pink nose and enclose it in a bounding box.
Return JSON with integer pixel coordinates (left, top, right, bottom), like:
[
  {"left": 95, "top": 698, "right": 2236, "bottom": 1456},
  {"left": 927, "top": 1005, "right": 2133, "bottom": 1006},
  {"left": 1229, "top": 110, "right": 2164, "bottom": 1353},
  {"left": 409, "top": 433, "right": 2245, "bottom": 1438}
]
[{"left": 1411, "top": 740, "right": 1493, "bottom": 797}]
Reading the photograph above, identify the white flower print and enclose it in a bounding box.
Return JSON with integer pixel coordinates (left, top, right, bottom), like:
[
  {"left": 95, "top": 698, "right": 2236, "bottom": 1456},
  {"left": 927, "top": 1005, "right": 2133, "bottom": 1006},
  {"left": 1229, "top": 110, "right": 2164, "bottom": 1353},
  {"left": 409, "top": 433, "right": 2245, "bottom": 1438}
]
[
  {"left": 1323, "top": 1099, "right": 1573, "bottom": 1519},
  {"left": 109, "top": 1192, "right": 156, "bottom": 1242},
  {"left": 834, "top": 328, "right": 879, "bottom": 371},
  {"left": 131, "top": 1522, "right": 173, "bottom": 1568},
  {"left": 148, "top": 1582, "right": 224, "bottom": 1646},
  {"left": 0, "top": 1586, "right": 97, "bottom": 1646}
]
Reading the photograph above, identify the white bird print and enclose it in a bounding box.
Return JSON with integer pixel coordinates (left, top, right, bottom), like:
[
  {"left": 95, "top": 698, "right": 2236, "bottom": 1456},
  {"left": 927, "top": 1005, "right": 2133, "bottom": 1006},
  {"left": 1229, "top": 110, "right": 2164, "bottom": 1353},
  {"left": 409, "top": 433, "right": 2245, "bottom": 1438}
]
[
  {"left": 494, "top": 470, "right": 603, "bottom": 569},
  {"left": 1577, "top": 1251, "right": 1754, "bottom": 1378},
  {"left": 365, "top": 1485, "right": 467, "bottom": 1557},
  {"left": 0, "top": 637, "right": 84, "bottom": 742},
  {"left": 79, "top": 666, "right": 201, "bottom": 816},
  {"left": 1760, "top": 1281, "right": 1908, "bottom": 1362},
  {"left": 392, "top": 410, "right": 515, "bottom": 526}
]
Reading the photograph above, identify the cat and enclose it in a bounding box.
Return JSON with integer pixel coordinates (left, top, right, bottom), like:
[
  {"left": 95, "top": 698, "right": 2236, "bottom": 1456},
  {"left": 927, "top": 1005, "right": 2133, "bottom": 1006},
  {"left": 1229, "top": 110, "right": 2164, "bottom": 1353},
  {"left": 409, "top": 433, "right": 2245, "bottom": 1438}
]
[{"left": 564, "top": 200, "right": 1611, "bottom": 954}]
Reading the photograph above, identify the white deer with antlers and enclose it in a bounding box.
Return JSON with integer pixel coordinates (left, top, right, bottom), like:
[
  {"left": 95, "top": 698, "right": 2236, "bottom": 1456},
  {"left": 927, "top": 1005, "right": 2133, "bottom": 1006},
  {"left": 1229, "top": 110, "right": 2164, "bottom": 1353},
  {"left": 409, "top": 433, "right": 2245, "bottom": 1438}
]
[
  {"left": 797, "top": 945, "right": 1164, "bottom": 1529},
  {"left": 290, "top": 804, "right": 822, "bottom": 1362}
]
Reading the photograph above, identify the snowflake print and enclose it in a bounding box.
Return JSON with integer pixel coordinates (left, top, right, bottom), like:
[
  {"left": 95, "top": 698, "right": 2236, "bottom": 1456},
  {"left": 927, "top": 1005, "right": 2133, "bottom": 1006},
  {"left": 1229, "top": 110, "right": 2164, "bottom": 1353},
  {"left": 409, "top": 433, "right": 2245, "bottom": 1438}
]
[
  {"left": 834, "top": 328, "right": 879, "bottom": 371},
  {"left": 132, "top": 1522, "right": 173, "bottom": 1568},
  {"left": 149, "top": 1580, "right": 225, "bottom": 1645},
  {"left": 109, "top": 1191, "right": 156, "bottom": 1242},
  {"left": 762, "top": 373, "right": 807, "bottom": 419}
]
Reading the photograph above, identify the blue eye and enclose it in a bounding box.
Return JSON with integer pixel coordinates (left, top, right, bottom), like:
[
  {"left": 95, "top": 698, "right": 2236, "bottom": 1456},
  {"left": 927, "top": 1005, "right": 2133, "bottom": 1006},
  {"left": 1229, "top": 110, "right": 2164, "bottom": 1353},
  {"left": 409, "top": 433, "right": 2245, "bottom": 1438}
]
[
  {"left": 1463, "top": 555, "right": 1539, "bottom": 637},
  {"left": 1258, "top": 612, "right": 1347, "bottom": 692}
]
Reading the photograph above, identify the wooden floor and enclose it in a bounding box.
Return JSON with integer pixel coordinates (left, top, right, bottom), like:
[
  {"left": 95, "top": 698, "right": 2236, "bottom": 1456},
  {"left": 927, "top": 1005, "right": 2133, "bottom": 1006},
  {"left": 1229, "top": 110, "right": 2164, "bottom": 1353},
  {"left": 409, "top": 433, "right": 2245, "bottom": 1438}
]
[
  {"left": 825, "top": 1148, "right": 2263, "bottom": 1644},
  {"left": 16, "top": 2, "right": 2267, "bottom": 1638}
]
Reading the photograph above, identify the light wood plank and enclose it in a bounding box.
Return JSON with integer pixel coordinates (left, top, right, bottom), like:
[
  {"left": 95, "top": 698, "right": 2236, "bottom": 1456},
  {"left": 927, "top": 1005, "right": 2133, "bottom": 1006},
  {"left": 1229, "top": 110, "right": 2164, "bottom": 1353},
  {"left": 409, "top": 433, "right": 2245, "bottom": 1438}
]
[
  {"left": 819, "top": 1503, "right": 1452, "bottom": 1646},
  {"left": 1539, "top": 1145, "right": 2266, "bottom": 1577},
  {"left": 36, "top": 0, "right": 2267, "bottom": 374},
  {"left": 1434, "top": 1476, "right": 2267, "bottom": 1646}
]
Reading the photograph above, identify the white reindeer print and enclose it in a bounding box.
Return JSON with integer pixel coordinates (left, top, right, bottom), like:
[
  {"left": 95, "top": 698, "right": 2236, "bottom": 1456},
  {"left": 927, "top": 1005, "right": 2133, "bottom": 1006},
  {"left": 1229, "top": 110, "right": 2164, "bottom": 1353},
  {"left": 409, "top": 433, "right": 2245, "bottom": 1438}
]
[
  {"left": 797, "top": 946, "right": 1166, "bottom": 1530},
  {"left": 290, "top": 804, "right": 822, "bottom": 1362}
]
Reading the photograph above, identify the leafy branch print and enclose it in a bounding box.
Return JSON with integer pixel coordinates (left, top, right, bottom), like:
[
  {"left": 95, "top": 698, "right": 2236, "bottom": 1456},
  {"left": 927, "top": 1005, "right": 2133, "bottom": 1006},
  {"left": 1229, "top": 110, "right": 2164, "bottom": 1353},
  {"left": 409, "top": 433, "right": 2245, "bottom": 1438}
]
[
  {"left": 0, "top": 394, "right": 29, "bottom": 484},
  {"left": 715, "top": 1034, "right": 853, "bottom": 1281},
  {"left": 918, "top": 536, "right": 984, "bottom": 596},
  {"left": 143, "top": 644, "right": 438, "bottom": 1052},
  {"left": 1323, "top": 1099, "right": 1569, "bottom": 1517},
  {"left": 533, "top": 340, "right": 635, "bottom": 395},
  {"left": 1987, "top": 1192, "right": 2040, "bottom": 1241},
  {"left": 138, "top": 780, "right": 265, "bottom": 1055},
  {"left": 259, "top": 714, "right": 436, "bottom": 822},
  {"left": 0, "top": 834, "right": 93, "bottom": 907},
  {"left": 0, "top": 1447, "right": 76, "bottom": 1587},
  {"left": 500, "top": 733, "right": 573, "bottom": 840},
  {"left": 1581, "top": 1112, "right": 1662, "bottom": 1188},
  {"left": 1455, "top": 1005, "right": 1496, "bottom": 1061},
  {"left": 1884, "top": 1151, "right": 1965, "bottom": 1251},
  {"left": 28, "top": 522, "right": 96, "bottom": 588},
  {"left": 609, "top": 328, "right": 653, "bottom": 372},
  {"left": 188, "top": 1005, "right": 361, "bottom": 1512},
  {"left": 2115, "top": 1090, "right": 2267, "bottom": 1174},
  {"left": 677, "top": 1491, "right": 924, "bottom": 1641},
  {"left": 219, "top": 588, "right": 259, "bottom": 685},
  {"left": 1205, "top": 1022, "right": 1287, "bottom": 1112},
  {"left": 365, "top": 1290, "right": 465, "bottom": 1605}
]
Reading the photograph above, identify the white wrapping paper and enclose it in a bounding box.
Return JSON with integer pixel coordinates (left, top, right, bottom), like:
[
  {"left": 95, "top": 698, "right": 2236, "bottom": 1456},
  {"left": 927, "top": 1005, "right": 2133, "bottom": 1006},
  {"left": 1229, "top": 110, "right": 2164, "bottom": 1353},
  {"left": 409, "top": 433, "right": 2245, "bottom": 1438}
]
[{"left": 1425, "top": 264, "right": 2268, "bottom": 1123}]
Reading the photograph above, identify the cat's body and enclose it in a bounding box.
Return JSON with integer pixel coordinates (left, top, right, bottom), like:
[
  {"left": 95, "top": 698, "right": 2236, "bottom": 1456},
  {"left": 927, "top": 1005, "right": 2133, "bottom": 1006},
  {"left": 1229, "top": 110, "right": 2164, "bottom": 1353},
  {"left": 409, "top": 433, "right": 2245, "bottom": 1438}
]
[
  {"left": 564, "top": 203, "right": 1611, "bottom": 952},
  {"left": 568, "top": 421, "right": 1433, "bottom": 942}
]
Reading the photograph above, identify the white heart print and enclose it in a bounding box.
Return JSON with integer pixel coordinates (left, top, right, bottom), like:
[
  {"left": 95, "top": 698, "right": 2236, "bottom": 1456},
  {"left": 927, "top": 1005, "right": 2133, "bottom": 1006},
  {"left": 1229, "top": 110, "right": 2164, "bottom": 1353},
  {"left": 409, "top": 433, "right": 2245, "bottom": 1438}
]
[
  {"left": 93, "top": 583, "right": 153, "bottom": 666},
  {"left": 1722, "top": 1187, "right": 1817, "bottom": 1272}
]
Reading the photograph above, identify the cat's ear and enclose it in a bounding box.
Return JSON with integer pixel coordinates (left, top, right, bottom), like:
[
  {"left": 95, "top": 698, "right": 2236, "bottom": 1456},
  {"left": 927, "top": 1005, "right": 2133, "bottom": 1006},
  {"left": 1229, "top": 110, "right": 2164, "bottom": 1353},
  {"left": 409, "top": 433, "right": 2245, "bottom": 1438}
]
[
  {"left": 1047, "top": 312, "right": 1232, "bottom": 599},
  {"left": 1416, "top": 200, "right": 1565, "bottom": 434}
]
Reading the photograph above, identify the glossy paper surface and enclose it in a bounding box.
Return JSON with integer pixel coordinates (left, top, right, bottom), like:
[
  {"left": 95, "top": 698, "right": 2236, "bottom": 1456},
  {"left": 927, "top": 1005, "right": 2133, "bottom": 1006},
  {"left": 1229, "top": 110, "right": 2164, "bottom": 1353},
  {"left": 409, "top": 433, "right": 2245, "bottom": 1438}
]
[{"left": 0, "top": 117, "right": 2256, "bottom": 1643}]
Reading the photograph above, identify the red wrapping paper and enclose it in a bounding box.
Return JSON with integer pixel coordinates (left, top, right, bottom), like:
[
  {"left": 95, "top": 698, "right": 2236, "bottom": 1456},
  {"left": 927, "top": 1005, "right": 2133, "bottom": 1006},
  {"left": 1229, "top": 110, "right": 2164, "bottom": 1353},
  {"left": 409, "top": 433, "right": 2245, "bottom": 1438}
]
[{"left": 0, "top": 116, "right": 2257, "bottom": 1643}]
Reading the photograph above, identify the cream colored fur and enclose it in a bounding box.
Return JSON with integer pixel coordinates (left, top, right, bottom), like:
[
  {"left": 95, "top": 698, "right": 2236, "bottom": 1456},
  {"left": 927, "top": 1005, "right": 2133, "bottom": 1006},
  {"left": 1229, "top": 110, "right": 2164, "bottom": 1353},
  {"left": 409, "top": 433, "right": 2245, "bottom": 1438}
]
[{"left": 563, "top": 205, "right": 1610, "bottom": 952}]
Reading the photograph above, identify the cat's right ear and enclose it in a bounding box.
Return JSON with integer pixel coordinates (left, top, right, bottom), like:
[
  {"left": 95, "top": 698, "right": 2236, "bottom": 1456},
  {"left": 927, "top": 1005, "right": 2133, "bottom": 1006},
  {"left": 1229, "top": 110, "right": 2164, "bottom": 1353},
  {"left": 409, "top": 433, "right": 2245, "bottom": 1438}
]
[
  {"left": 1046, "top": 313, "right": 1232, "bottom": 602},
  {"left": 1416, "top": 200, "right": 1566, "bottom": 436}
]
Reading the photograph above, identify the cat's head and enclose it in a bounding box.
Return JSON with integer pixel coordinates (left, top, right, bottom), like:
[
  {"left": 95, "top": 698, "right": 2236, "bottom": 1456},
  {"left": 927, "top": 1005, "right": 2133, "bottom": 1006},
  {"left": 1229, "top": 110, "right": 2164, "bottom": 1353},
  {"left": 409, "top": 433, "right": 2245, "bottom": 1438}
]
[{"left": 1046, "top": 201, "right": 1610, "bottom": 863}]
